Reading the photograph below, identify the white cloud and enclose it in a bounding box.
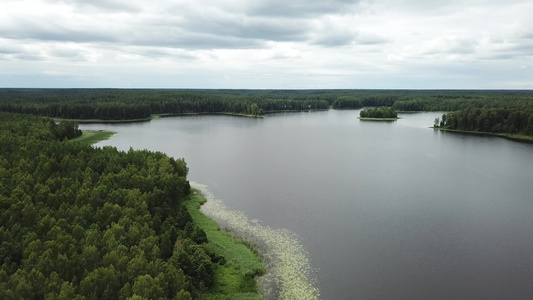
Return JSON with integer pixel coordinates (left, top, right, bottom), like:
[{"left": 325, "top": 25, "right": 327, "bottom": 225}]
[{"left": 0, "top": 0, "right": 532, "bottom": 88}]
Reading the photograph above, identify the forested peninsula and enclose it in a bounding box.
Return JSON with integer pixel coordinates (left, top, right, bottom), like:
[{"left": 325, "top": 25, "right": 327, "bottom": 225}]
[
  {"left": 0, "top": 112, "right": 265, "bottom": 299},
  {"left": 433, "top": 107, "right": 533, "bottom": 142}
]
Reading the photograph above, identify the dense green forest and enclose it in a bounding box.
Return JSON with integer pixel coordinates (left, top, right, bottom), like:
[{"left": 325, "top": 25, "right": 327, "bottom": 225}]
[
  {"left": 0, "top": 112, "right": 223, "bottom": 299},
  {"left": 1, "top": 89, "right": 532, "bottom": 137},
  {"left": 359, "top": 107, "right": 398, "bottom": 119},
  {"left": 434, "top": 106, "right": 533, "bottom": 136},
  {"left": 1, "top": 89, "right": 531, "bottom": 121}
]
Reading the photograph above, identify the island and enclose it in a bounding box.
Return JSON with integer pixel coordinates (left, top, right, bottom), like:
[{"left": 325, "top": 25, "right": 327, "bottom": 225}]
[{"left": 358, "top": 106, "right": 399, "bottom": 120}]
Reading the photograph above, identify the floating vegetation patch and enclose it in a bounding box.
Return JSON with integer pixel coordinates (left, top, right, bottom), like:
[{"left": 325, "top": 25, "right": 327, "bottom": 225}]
[{"left": 191, "top": 182, "right": 321, "bottom": 300}]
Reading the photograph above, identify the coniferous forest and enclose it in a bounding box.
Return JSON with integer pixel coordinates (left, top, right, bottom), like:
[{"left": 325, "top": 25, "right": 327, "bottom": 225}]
[
  {"left": 0, "top": 89, "right": 532, "bottom": 137},
  {"left": 434, "top": 107, "right": 533, "bottom": 136},
  {"left": 0, "top": 112, "right": 216, "bottom": 299}
]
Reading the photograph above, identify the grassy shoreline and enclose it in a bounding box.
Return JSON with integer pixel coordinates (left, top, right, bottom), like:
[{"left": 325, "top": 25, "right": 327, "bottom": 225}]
[
  {"left": 432, "top": 127, "right": 533, "bottom": 143},
  {"left": 71, "top": 130, "right": 115, "bottom": 144},
  {"left": 185, "top": 191, "right": 264, "bottom": 300}
]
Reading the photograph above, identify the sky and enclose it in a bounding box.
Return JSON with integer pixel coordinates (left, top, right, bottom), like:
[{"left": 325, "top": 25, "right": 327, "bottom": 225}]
[{"left": 1, "top": 0, "right": 532, "bottom": 89}]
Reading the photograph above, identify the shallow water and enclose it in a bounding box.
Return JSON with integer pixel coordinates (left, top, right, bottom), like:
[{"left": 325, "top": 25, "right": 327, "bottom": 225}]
[
  {"left": 82, "top": 110, "right": 533, "bottom": 299},
  {"left": 191, "top": 182, "right": 319, "bottom": 300}
]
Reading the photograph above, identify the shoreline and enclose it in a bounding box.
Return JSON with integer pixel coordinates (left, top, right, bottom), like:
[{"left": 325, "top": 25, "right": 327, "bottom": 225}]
[
  {"left": 191, "top": 182, "right": 321, "bottom": 300},
  {"left": 71, "top": 130, "right": 115, "bottom": 144},
  {"left": 57, "top": 117, "right": 152, "bottom": 124},
  {"left": 358, "top": 117, "right": 399, "bottom": 121},
  {"left": 155, "top": 112, "right": 265, "bottom": 119},
  {"left": 185, "top": 191, "right": 264, "bottom": 299},
  {"left": 431, "top": 127, "right": 533, "bottom": 143},
  {"left": 56, "top": 112, "right": 266, "bottom": 124},
  {"left": 73, "top": 128, "right": 268, "bottom": 298},
  {"left": 55, "top": 108, "right": 338, "bottom": 123}
]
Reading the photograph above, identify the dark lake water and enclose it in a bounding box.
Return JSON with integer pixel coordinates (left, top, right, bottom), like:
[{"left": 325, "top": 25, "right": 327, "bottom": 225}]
[{"left": 81, "top": 110, "right": 533, "bottom": 299}]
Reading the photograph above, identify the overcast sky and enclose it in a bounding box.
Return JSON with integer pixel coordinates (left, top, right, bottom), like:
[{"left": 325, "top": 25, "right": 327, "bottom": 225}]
[{"left": 1, "top": 0, "right": 532, "bottom": 89}]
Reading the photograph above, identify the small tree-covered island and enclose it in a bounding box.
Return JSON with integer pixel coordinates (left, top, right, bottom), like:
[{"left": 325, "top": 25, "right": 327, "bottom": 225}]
[{"left": 358, "top": 107, "right": 399, "bottom": 120}]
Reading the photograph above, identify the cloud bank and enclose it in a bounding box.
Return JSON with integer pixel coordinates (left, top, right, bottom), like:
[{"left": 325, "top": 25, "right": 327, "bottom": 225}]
[{"left": 0, "top": 0, "right": 532, "bottom": 88}]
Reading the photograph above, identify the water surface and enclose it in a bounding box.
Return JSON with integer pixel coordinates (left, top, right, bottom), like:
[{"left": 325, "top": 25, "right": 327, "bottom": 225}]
[{"left": 82, "top": 110, "right": 533, "bottom": 299}]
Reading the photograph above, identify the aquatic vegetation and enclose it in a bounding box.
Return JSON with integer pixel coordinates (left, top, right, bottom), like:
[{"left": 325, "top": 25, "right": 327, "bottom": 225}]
[{"left": 191, "top": 182, "right": 321, "bottom": 300}]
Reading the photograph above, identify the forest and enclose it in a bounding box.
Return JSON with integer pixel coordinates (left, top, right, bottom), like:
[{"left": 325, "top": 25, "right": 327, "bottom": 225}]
[
  {"left": 1, "top": 89, "right": 532, "bottom": 137},
  {"left": 0, "top": 89, "right": 529, "bottom": 120},
  {"left": 0, "top": 112, "right": 222, "bottom": 299},
  {"left": 434, "top": 106, "right": 533, "bottom": 136}
]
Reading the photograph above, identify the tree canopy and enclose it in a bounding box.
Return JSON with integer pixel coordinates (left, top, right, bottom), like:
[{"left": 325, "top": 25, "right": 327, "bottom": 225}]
[
  {"left": 434, "top": 106, "right": 533, "bottom": 136},
  {"left": 359, "top": 107, "right": 398, "bottom": 119},
  {"left": 0, "top": 112, "right": 218, "bottom": 299}
]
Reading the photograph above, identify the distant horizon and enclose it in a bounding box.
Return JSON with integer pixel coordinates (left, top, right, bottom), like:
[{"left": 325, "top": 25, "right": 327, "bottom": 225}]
[{"left": 1, "top": 87, "right": 532, "bottom": 91}]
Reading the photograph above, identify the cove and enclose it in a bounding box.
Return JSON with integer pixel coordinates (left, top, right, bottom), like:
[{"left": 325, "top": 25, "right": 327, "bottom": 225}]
[{"left": 80, "top": 109, "right": 533, "bottom": 299}]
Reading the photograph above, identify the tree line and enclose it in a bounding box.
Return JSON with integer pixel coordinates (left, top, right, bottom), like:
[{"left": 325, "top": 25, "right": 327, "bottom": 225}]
[
  {"left": 3, "top": 89, "right": 531, "bottom": 121},
  {"left": 434, "top": 106, "right": 533, "bottom": 136},
  {"left": 1, "top": 88, "right": 532, "bottom": 136},
  {"left": 0, "top": 112, "right": 219, "bottom": 299}
]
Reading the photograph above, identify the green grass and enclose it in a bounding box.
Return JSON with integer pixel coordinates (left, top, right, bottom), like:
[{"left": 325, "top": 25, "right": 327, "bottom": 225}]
[
  {"left": 72, "top": 130, "right": 115, "bottom": 144},
  {"left": 432, "top": 127, "right": 533, "bottom": 143},
  {"left": 185, "top": 192, "right": 264, "bottom": 300}
]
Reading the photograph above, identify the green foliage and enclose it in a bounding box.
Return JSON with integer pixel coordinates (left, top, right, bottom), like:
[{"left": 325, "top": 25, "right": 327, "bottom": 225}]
[
  {"left": 185, "top": 193, "right": 264, "bottom": 299},
  {"left": 0, "top": 112, "right": 218, "bottom": 299},
  {"left": 0, "top": 89, "right": 331, "bottom": 120},
  {"left": 360, "top": 106, "right": 398, "bottom": 119},
  {"left": 437, "top": 106, "right": 533, "bottom": 136},
  {"left": 53, "top": 120, "right": 82, "bottom": 140},
  {"left": 176, "top": 289, "right": 192, "bottom": 300},
  {"left": 2, "top": 89, "right": 532, "bottom": 121}
]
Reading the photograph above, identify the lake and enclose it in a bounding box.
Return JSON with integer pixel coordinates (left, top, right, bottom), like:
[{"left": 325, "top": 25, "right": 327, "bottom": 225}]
[{"left": 81, "top": 110, "right": 533, "bottom": 299}]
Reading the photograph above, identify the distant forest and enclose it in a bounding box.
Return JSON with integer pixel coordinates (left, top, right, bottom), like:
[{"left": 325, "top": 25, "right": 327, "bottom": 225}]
[{"left": 1, "top": 88, "right": 533, "bottom": 135}]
